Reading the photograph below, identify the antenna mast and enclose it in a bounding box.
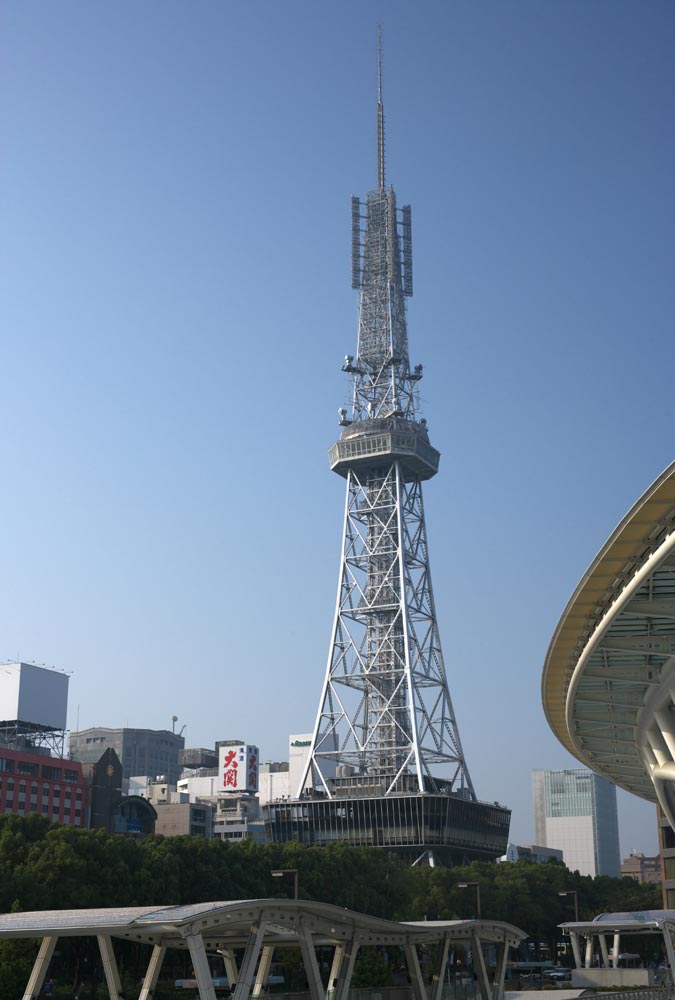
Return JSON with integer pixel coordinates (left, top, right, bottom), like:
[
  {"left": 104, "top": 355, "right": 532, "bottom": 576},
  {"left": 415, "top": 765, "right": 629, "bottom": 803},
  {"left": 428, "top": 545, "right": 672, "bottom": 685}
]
[{"left": 377, "top": 25, "right": 385, "bottom": 191}]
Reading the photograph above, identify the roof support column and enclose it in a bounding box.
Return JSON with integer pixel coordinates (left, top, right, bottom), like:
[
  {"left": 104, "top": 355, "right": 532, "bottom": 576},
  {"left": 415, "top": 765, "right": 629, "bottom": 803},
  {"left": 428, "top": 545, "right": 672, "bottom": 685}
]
[
  {"left": 328, "top": 936, "right": 360, "bottom": 1000},
  {"left": 492, "top": 940, "right": 508, "bottom": 1000},
  {"left": 218, "top": 949, "right": 239, "bottom": 986},
  {"left": 599, "top": 934, "right": 609, "bottom": 968},
  {"left": 611, "top": 933, "right": 620, "bottom": 968},
  {"left": 662, "top": 924, "right": 675, "bottom": 983},
  {"left": 298, "top": 923, "right": 325, "bottom": 1000},
  {"left": 430, "top": 934, "right": 450, "bottom": 1000},
  {"left": 471, "top": 933, "right": 492, "bottom": 1000},
  {"left": 185, "top": 932, "right": 217, "bottom": 1000},
  {"left": 569, "top": 931, "right": 582, "bottom": 968},
  {"left": 252, "top": 946, "right": 274, "bottom": 997},
  {"left": 22, "top": 935, "right": 58, "bottom": 1000},
  {"left": 139, "top": 944, "right": 166, "bottom": 1000},
  {"left": 233, "top": 919, "right": 267, "bottom": 1000},
  {"left": 97, "top": 935, "right": 122, "bottom": 1000},
  {"left": 403, "top": 942, "right": 426, "bottom": 1000},
  {"left": 584, "top": 935, "right": 592, "bottom": 968}
]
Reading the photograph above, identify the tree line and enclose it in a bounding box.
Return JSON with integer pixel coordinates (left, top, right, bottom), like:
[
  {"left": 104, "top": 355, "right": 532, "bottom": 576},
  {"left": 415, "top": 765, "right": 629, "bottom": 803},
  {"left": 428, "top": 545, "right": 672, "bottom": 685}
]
[{"left": 0, "top": 815, "right": 661, "bottom": 997}]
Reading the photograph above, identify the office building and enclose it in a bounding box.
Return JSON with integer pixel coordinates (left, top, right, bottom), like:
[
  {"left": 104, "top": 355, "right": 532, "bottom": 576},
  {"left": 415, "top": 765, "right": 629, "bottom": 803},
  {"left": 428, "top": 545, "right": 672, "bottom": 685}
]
[
  {"left": 68, "top": 727, "right": 184, "bottom": 784},
  {"left": 533, "top": 768, "right": 620, "bottom": 876}
]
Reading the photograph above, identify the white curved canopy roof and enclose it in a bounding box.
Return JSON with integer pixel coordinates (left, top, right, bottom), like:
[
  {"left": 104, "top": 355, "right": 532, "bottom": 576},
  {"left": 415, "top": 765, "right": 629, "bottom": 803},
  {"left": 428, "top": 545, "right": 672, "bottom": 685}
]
[{"left": 542, "top": 459, "right": 675, "bottom": 821}]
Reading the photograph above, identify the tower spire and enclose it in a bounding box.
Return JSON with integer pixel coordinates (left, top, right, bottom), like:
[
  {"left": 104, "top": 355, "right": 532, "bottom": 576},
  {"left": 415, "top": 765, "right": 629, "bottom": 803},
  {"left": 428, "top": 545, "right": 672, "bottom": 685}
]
[{"left": 377, "top": 25, "right": 385, "bottom": 191}]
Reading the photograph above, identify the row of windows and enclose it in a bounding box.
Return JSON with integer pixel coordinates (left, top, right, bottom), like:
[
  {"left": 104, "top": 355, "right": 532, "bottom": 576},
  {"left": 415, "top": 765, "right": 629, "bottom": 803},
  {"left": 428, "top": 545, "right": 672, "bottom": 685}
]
[
  {"left": 0, "top": 758, "right": 80, "bottom": 782},
  {"left": 0, "top": 780, "right": 82, "bottom": 799},
  {"left": 4, "top": 805, "right": 82, "bottom": 824},
  {"left": 2, "top": 799, "right": 82, "bottom": 815}
]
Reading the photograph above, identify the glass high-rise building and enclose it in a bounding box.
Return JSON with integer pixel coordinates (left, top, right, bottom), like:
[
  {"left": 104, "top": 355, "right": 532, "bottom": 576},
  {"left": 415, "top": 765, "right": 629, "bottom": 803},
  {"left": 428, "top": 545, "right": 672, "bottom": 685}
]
[{"left": 533, "top": 768, "right": 620, "bottom": 877}]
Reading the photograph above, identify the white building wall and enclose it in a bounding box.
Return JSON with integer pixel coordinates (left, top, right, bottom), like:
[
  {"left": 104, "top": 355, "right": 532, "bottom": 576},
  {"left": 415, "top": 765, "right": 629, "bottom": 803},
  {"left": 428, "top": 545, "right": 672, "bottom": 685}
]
[
  {"left": 258, "top": 769, "right": 290, "bottom": 806},
  {"left": 289, "top": 734, "right": 313, "bottom": 798},
  {"left": 546, "top": 814, "right": 596, "bottom": 876},
  {"left": 177, "top": 775, "right": 219, "bottom": 801}
]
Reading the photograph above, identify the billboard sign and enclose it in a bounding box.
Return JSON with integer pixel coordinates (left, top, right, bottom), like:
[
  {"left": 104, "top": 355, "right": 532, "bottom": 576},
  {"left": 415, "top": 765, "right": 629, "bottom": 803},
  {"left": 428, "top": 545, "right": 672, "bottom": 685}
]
[{"left": 219, "top": 744, "right": 259, "bottom": 793}]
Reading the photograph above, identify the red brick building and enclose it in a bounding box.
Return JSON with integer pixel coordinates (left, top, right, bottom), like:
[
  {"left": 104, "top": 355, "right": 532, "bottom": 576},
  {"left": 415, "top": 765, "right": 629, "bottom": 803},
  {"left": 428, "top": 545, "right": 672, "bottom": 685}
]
[{"left": 0, "top": 747, "right": 86, "bottom": 826}]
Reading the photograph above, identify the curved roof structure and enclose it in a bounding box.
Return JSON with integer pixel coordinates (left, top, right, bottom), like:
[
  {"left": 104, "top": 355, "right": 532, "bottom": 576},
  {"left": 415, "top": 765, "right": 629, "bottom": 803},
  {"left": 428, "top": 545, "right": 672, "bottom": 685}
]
[
  {"left": 542, "top": 459, "right": 675, "bottom": 825},
  {"left": 0, "top": 898, "right": 526, "bottom": 1000}
]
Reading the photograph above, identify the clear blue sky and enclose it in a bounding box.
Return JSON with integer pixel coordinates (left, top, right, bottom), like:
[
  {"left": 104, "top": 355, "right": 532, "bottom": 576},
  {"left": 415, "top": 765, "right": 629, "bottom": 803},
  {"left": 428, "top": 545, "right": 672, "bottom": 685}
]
[{"left": 2, "top": 1, "right": 674, "bottom": 858}]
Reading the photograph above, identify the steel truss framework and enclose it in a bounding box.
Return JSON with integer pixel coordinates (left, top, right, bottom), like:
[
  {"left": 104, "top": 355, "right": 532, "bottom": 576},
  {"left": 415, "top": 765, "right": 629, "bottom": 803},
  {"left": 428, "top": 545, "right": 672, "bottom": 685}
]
[
  {"left": 304, "top": 462, "right": 474, "bottom": 798},
  {"left": 299, "top": 39, "right": 475, "bottom": 806}
]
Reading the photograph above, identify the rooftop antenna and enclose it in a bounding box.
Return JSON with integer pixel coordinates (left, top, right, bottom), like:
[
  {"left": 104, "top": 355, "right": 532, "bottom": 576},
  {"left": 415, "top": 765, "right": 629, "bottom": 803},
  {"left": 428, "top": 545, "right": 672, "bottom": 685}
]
[{"left": 377, "top": 24, "right": 385, "bottom": 191}]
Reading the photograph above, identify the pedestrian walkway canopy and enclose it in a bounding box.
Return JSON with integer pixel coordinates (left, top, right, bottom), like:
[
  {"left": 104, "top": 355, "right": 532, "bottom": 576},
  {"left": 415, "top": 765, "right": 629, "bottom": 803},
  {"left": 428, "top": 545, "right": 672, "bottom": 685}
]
[
  {"left": 561, "top": 910, "right": 675, "bottom": 976},
  {"left": 0, "top": 897, "right": 526, "bottom": 1000}
]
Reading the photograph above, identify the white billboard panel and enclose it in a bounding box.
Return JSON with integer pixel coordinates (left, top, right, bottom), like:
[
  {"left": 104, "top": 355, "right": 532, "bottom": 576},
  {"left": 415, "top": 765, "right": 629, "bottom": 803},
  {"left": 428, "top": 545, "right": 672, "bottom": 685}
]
[
  {"left": 218, "top": 744, "right": 259, "bottom": 793},
  {"left": 0, "top": 663, "right": 68, "bottom": 730}
]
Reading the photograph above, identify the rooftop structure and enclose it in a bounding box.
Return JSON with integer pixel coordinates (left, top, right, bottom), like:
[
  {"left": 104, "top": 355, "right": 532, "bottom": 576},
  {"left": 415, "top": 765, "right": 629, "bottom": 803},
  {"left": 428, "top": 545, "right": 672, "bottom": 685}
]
[
  {"left": 264, "top": 34, "right": 510, "bottom": 864},
  {"left": 0, "top": 661, "right": 68, "bottom": 756},
  {"left": 542, "top": 460, "right": 675, "bottom": 832}
]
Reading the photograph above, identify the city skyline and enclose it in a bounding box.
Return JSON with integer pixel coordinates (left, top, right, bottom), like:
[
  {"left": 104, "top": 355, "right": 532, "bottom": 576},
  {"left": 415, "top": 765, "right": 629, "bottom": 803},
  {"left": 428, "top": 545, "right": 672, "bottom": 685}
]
[{"left": 2, "top": 1, "right": 674, "bottom": 857}]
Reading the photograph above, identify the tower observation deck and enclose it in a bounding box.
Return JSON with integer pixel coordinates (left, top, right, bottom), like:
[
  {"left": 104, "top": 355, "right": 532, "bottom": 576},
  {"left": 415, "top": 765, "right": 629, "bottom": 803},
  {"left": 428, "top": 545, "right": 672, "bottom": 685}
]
[{"left": 264, "top": 36, "right": 510, "bottom": 865}]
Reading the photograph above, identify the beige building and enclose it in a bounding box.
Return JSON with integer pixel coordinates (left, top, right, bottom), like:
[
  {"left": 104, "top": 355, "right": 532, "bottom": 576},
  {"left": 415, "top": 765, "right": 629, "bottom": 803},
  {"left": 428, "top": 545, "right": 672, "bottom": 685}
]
[
  {"left": 621, "top": 850, "right": 661, "bottom": 884},
  {"left": 154, "top": 801, "right": 213, "bottom": 838}
]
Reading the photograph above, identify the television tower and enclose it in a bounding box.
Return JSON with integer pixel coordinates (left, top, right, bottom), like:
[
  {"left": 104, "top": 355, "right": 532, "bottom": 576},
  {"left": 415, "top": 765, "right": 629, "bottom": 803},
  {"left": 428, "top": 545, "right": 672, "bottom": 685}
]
[{"left": 265, "top": 34, "right": 510, "bottom": 864}]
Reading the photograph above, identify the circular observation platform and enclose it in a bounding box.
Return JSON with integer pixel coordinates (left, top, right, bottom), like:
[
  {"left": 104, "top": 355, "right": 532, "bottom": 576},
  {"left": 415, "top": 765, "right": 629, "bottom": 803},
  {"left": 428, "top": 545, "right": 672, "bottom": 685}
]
[
  {"left": 329, "top": 417, "right": 440, "bottom": 481},
  {"left": 542, "top": 458, "right": 675, "bottom": 827}
]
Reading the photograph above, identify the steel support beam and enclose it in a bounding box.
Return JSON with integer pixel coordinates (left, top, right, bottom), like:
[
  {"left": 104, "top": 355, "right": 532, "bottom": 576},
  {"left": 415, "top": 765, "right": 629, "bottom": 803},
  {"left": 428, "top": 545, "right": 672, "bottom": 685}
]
[
  {"left": 328, "top": 937, "right": 360, "bottom": 1000},
  {"left": 22, "top": 935, "right": 58, "bottom": 1000},
  {"left": 430, "top": 934, "right": 450, "bottom": 1000},
  {"left": 403, "top": 942, "right": 426, "bottom": 1000},
  {"left": 253, "top": 945, "right": 274, "bottom": 997},
  {"left": 186, "top": 932, "right": 217, "bottom": 1000},
  {"left": 139, "top": 944, "right": 166, "bottom": 1000},
  {"left": 492, "top": 941, "right": 508, "bottom": 1000},
  {"left": 97, "top": 935, "right": 122, "bottom": 1000},
  {"left": 219, "top": 949, "right": 239, "bottom": 987},
  {"left": 233, "top": 920, "right": 267, "bottom": 1000},
  {"left": 298, "top": 923, "right": 325, "bottom": 1000},
  {"left": 471, "top": 934, "right": 491, "bottom": 1000}
]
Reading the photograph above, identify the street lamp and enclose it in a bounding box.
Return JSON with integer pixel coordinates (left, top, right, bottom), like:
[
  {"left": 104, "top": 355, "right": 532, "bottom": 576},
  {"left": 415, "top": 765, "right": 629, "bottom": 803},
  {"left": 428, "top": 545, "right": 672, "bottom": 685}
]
[
  {"left": 271, "top": 868, "right": 299, "bottom": 900},
  {"left": 559, "top": 890, "right": 579, "bottom": 921},
  {"left": 457, "top": 881, "right": 481, "bottom": 919}
]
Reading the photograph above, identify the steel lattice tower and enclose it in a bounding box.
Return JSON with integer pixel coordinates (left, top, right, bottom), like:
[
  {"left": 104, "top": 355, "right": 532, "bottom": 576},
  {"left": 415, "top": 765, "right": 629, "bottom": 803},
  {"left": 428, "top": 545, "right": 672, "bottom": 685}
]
[{"left": 265, "top": 36, "right": 510, "bottom": 864}]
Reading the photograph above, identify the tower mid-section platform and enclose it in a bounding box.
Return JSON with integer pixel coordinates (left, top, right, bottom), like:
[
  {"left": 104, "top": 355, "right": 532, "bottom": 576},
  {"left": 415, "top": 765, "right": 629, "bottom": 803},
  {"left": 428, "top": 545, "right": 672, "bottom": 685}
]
[{"left": 329, "top": 418, "right": 440, "bottom": 481}]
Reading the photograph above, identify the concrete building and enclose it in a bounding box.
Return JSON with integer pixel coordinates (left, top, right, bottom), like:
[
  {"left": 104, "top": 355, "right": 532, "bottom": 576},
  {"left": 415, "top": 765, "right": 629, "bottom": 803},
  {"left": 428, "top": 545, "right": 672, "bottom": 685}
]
[
  {"left": 154, "top": 801, "right": 213, "bottom": 838},
  {"left": 0, "top": 745, "right": 86, "bottom": 826},
  {"left": 69, "top": 727, "right": 184, "bottom": 784},
  {"left": 621, "top": 850, "right": 661, "bottom": 883},
  {"left": 533, "top": 768, "right": 620, "bottom": 876}
]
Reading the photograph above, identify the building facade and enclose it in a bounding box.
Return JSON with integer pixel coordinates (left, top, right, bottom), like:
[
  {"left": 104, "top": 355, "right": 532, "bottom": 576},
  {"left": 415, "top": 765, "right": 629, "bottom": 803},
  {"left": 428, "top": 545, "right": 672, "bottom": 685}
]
[
  {"left": 69, "top": 727, "right": 184, "bottom": 784},
  {"left": 533, "top": 768, "right": 620, "bottom": 877},
  {"left": 621, "top": 850, "right": 661, "bottom": 884},
  {"left": 0, "top": 746, "right": 86, "bottom": 826}
]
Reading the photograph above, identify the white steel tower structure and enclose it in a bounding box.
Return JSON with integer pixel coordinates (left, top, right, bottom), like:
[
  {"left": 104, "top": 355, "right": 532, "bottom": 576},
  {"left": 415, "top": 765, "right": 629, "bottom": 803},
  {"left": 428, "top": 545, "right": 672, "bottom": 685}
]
[{"left": 265, "top": 37, "right": 510, "bottom": 864}]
